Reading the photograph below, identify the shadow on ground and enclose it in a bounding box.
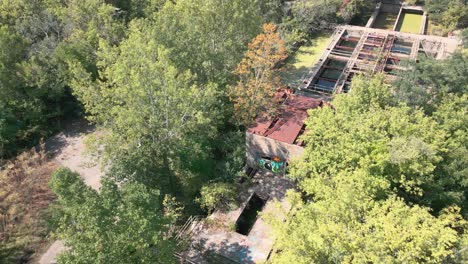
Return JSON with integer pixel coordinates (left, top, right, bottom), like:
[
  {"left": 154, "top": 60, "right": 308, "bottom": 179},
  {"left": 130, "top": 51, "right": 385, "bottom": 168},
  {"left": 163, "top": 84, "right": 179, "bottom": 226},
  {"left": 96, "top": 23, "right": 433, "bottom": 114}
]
[
  {"left": 197, "top": 238, "right": 254, "bottom": 264},
  {"left": 44, "top": 119, "right": 94, "bottom": 158}
]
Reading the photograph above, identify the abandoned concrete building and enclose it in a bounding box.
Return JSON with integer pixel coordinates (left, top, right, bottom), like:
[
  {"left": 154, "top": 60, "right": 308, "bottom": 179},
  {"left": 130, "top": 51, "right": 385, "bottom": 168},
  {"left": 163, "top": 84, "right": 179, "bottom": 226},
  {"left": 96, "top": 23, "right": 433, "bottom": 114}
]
[
  {"left": 174, "top": 3, "right": 461, "bottom": 264},
  {"left": 246, "top": 89, "right": 323, "bottom": 174},
  {"left": 301, "top": 4, "right": 459, "bottom": 95}
]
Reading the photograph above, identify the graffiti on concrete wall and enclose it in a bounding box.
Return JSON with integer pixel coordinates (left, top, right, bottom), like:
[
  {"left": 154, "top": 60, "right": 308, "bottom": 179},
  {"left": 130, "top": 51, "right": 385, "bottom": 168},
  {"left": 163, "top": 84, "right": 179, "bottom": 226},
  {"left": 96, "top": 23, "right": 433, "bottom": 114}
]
[{"left": 257, "top": 156, "right": 285, "bottom": 173}]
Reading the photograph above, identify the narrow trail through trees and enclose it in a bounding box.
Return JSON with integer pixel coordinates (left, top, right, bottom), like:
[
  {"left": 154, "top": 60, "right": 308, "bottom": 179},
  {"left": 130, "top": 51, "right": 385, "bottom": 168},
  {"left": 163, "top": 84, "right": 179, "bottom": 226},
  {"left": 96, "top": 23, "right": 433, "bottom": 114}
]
[{"left": 39, "top": 119, "right": 104, "bottom": 264}]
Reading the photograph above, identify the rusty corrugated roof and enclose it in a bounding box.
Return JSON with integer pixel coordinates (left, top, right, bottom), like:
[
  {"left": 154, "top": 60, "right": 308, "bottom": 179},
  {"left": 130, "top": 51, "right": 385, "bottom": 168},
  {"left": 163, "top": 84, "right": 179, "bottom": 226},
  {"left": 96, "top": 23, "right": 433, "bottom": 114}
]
[{"left": 247, "top": 91, "right": 322, "bottom": 144}]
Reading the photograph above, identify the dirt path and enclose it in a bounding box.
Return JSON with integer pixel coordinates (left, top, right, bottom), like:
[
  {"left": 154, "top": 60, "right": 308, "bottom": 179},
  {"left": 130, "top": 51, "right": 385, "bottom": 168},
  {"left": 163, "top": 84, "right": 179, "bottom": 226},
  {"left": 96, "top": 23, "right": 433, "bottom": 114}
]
[
  {"left": 39, "top": 119, "right": 104, "bottom": 264},
  {"left": 45, "top": 120, "right": 103, "bottom": 190}
]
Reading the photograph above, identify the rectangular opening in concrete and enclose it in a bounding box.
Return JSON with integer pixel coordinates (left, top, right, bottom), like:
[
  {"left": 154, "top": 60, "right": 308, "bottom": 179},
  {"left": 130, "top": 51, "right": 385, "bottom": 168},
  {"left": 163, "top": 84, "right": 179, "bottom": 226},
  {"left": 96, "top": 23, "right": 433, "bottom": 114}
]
[
  {"left": 425, "top": 18, "right": 444, "bottom": 36},
  {"left": 307, "top": 58, "right": 348, "bottom": 94},
  {"left": 350, "top": 10, "right": 373, "bottom": 26},
  {"left": 312, "top": 79, "right": 337, "bottom": 93},
  {"left": 235, "top": 193, "right": 267, "bottom": 236},
  {"left": 338, "top": 38, "right": 359, "bottom": 48},
  {"left": 329, "top": 31, "right": 361, "bottom": 58},
  {"left": 373, "top": 12, "right": 398, "bottom": 30},
  {"left": 391, "top": 40, "right": 413, "bottom": 55},
  {"left": 395, "top": 9, "right": 423, "bottom": 34},
  {"left": 386, "top": 57, "right": 401, "bottom": 66}
]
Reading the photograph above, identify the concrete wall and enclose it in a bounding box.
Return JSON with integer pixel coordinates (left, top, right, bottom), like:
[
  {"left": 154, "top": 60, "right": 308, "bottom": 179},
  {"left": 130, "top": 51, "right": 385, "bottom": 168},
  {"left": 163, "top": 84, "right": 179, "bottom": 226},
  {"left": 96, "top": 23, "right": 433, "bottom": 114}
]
[
  {"left": 366, "top": 3, "right": 401, "bottom": 28},
  {"left": 420, "top": 11, "right": 428, "bottom": 35},
  {"left": 365, "top": 2, "right": 382, "bottom": 28},
  {"left": 380, "top": 3, "right": 402, "bottom": 13},
  {"left": 246, "top": 132, "right": 304, "bottom": 168}
]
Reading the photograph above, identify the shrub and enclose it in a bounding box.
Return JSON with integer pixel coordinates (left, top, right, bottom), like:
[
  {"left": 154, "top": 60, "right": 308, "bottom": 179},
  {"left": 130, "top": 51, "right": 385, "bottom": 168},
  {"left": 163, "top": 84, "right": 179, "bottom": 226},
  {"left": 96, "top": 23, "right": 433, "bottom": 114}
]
[{"left": 196, "top": 182, "right": 237, "bottom": 212}]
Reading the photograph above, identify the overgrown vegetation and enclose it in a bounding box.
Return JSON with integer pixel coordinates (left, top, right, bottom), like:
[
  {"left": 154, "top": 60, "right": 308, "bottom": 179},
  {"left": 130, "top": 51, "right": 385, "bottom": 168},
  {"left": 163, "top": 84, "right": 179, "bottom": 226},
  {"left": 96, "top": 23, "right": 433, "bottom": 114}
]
[
  {"left": 229, "top": 23, "right": 288, "bottom": 127},
  {"left": 196, "top": 182, "right": 237, "bottom": 212},
  {"left": 0, "top": 0, "right": 126, "bottom": 158},
  {"left": 267, "top": 74, "right": 468, "bottom": 263},
  {"left": 425, "top": 0, "right": 467, "bottom": 34},
  {"left": 280, "top": 0, "right": 373, "bottom": 46},
  {"left": 50, "top": 168, "right": 180, "bottom": 263},
  {"left": 394, "top": 52, "right": 468, "bottom": 114},
  {"left": 0, "top": 146, "right": 57, "bottom": 262},
  {"left": 0, "top": 0, "right": 467, "bottom": 263}
]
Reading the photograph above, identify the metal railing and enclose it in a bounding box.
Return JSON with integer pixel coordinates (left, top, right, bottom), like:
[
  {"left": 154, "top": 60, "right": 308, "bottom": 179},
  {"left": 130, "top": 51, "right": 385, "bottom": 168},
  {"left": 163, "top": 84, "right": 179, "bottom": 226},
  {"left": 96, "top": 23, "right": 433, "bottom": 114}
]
[
  {"left": 307, "top": 84, "right": 336, "bottom": 94},
  {"left": 175, "top": 215, "right": 203, "bottom": 241},
  {"left": 174, "top": 215, "right": 205, "bottom": 263}
]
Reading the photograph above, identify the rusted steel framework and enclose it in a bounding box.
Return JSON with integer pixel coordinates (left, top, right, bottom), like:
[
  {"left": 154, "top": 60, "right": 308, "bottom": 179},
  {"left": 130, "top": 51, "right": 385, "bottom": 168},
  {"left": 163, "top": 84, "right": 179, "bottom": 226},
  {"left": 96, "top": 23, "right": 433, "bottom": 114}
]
[{"left": 300, "top": 25, "right": 458, "bottom": 95}]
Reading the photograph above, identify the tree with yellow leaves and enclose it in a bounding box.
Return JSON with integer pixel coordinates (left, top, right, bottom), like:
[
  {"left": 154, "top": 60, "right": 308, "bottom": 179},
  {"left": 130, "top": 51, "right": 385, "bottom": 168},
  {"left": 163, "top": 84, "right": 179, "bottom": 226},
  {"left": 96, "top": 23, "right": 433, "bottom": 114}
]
[{"left": 229, "top": 23, "right": 287, "bottom": 126}]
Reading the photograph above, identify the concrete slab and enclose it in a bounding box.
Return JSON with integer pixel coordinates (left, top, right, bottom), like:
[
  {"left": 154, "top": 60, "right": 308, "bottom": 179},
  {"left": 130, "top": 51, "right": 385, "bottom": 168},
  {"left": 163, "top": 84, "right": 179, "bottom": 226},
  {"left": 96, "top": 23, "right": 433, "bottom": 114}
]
[
  {"left": 185, "top": 171, "right": 295, "bottom": 263},
  {"left": 38, "top": 240, "right": 64, "bottom": 264}
]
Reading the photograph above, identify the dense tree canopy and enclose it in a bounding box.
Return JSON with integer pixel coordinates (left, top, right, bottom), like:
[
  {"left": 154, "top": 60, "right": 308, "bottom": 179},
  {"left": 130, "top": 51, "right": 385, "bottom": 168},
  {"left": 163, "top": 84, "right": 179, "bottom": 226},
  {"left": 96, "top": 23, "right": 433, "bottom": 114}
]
[
  {"left": 0, "top": 0, "right": 125, "bottom": 158},
  {"left": 70, "top": 21, "right": 222, "bottom": 198},
  {"left": 1, "top": 0, "right": 283, "bottom": 261},
  {"left": 151, "top": 0, "right": 264, "bottom": 83},
  {"left": 0, "top": 1, "right": 466, "bottom": 263},
  {"left": 66, "top": 0, "right": 284, "bottom": 206},
  {"left": 291, "top": 75, "right": 467, "bottom": 213},
  {"left": 50, "top": 168, "right": 178, "bottom": 264},
  {"left": 268, "top": 173, "right": 463, "bottom": 263},
  {"left": 425, "top": 0, "right": 467, "bottom": 33},
  {"left": 267, "top": 75, "right": 467, "bottom": 263},
  {"left": 279, "top": 0, "right": 372, "bottom": 45},
  {"left": 394, "top": 52, "right": 468, "bottom": 114}
]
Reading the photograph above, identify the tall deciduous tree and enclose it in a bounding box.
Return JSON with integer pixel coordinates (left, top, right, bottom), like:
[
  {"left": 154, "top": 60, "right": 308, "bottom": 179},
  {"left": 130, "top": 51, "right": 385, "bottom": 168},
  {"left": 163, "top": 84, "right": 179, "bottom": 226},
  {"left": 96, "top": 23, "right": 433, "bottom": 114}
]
[
  {"left": 267, "top": 183, "right": 462, "bottom": 263},
  {"left": 70, "top": 21, "right": 221, "bottom": 197},
  {"left": 289, "top": 0, "right": 341, "bottom": 33},
  {"left": 50, "top": 167, "right": 178, "bottom": 264},
  {"left": 152, "top": 0, "right": 264, "bottom": 83},
  {"left": 229, "top": 23, "right": 287, "bottom": 126},
  {"left": 0, "top": 0, "right": 126, "bottom": 157},
  {"left": 425, "top": 0, "right": 467, "bottom": 33},
  {"left": 393, "top": 52, "right": 468, "bottom": 114},
  {"left": 431, "top": 94, "right": 468, "bottom": 213},
  {"left": 266, "top": 75, "right": 468, "bottom": 263},
  {"left": 291, "top": 75, "right": 466, "bottom": 214},
  {"left": 0, "top": 26, "right": 27, "bottom": 156}
]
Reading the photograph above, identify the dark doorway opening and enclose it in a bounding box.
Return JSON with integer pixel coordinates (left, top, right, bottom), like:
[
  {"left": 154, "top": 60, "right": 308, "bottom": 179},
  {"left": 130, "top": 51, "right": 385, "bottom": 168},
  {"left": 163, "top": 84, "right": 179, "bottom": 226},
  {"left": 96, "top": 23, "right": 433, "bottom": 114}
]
[{"left": 235, "top": 193, "right": 268, "bottom": 235}]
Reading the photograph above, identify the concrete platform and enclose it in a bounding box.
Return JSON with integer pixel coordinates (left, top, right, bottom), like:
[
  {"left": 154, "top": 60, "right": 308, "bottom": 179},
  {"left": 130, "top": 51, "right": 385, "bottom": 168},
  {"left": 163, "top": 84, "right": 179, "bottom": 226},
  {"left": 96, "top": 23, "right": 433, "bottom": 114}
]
[{"left": 181, "top": 171, "right": 295, "bottom": 263}]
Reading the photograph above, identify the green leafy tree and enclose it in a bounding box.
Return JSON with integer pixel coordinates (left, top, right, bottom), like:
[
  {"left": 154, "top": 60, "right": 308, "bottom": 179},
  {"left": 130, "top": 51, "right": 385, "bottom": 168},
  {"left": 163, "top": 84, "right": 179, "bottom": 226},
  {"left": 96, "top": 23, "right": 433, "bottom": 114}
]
[
  {"left": 70, "top": 21, "right": 221, "bottom": 198},
  {"left": 106, "top": 0, "right": 171, "bottom": 20},
  {"left": 461, "top": 28, "right": 468, "bottom": 48},
  {"left": 291, "top": 75, "right": 466, "bottom": 212},
  {"left": 267, "top": 169, "right": 463, "bottom": 263},
  {"left": 258, "top": 0, "right": 284, "bottom": 23},
  {"left": 152, "top": 0, "right": 263, "bottom": 83},
  {"left": 425, "top": 0, "right": 468, "bottom": 33},
  {"left": 0, "top": 0, "right": 125, "bottom": 157},
  {"left": 289, "top": 0, "right": 341, "bottom": 34},
  {"left": 269, "top": 75, "right": 468, "bottom": 263},
  {"left": 50, "top": 167, "right": 178, "bottom": 264},
  {"left": 341, "top": 0, "right": 374, "bottom": 22},
  {"left": 393, "top": 52, "right": 468, "bottom": 114},
  {"left": 0, "top": 26, "right": 31, "bottom": 156},
  {"left": 431, "top": 94, "right": 468, "bottom": 214},
  {"left": 196, "top": 182, "right": 237, "bottom": 212}
]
